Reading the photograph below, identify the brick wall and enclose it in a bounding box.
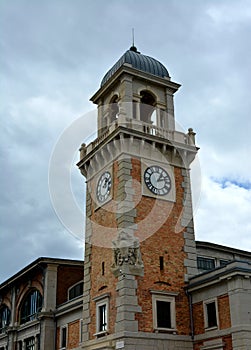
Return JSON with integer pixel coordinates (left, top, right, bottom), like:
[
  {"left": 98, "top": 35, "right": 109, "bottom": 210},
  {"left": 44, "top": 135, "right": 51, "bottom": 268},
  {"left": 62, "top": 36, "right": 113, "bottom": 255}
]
[
  {"left": 193, "top": 301, "right": 204, "bottom": 335},
  {"left": 132, "top": 159, "right": 190, "bottom": 334},
  {"left": 218, "top": 294, "right": 231, "bottom": 329},
  {"left": 88, "top": 162, "right": 118, "bottom": 338},
  {"left": 56, "top": 266, "right": 83, "bottom": 306},
  {"left": 193, "top": 295, "right": 232, "bottom": 350},
  {"left": 68, "top": 320, "right": 80, "bottom": 349},
  {"left": 87, "top": 155, "right": 194, "bottom": 337},
  {"left": 193, "top": 294, "right": 231, "bottom": 336}
]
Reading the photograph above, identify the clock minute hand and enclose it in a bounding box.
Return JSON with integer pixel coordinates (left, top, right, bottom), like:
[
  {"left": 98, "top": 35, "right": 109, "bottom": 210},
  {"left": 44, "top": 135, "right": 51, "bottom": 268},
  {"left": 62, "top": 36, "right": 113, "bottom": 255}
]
[
  {"left": 157, "top": 173, "right": 164, "bottom": 182},
  {"left": 103, "top": 178, "right": 108, "bottom": 188}
]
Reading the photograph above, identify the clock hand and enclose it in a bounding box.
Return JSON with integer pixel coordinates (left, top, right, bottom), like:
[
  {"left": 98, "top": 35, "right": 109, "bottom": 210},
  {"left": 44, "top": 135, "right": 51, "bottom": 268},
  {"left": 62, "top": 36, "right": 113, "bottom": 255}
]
[
  {"left": 157, "top": 173, "right": 164, "bottom": 182},
  {"left": 103, "top": 178, "right": 108, "bottom": 188}
]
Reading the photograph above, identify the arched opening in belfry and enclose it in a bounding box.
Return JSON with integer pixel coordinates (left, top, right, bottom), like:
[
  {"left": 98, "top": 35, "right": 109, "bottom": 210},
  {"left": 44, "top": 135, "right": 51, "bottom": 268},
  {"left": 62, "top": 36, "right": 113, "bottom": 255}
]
[
  {"left": 109, "top": 94, "right": 119, "bottom": 123},
  {"left": 140, "top": 91, "right": 156, "bottom": 124}
]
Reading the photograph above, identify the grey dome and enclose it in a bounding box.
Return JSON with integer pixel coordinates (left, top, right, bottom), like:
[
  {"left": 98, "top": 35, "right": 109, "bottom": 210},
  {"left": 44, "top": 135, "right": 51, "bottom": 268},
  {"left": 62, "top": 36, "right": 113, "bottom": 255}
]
[{"left": 101, "top": 47, "right": 170, "bottom": 87}]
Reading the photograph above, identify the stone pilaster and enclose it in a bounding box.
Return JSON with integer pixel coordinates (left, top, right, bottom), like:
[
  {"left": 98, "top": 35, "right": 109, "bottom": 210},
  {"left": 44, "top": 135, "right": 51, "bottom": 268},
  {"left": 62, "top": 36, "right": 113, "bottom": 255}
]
[
  {"left": 81, "top": 188, "right": 92, "bottom": 343},
  {"left": 42, "top": 264, "right": 57, "bottom": 311},
  {"left": 115, "top": 274, "right": 141, "bottom": 333},
  {"left": 181, "top": 168, "right": 198, "bottom": 281},
  {"left": 112, "top": 157, "right": 144, "bottom": 277},
  {"left": 111, "top": 157, "right": 143, "bottom": 334}
]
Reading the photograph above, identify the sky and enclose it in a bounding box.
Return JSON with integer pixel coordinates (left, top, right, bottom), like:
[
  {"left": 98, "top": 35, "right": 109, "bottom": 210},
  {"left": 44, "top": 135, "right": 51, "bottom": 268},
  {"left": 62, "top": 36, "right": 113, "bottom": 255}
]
[{"left": 1, "top": 0, "right": 251, "bottom": 283}]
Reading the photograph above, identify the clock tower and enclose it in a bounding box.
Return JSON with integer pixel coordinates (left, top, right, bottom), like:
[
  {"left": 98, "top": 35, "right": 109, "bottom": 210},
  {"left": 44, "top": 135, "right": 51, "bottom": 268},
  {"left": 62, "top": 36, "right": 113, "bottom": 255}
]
[{"left": 77, "top": 46, "right": 198, "bottom": 349}]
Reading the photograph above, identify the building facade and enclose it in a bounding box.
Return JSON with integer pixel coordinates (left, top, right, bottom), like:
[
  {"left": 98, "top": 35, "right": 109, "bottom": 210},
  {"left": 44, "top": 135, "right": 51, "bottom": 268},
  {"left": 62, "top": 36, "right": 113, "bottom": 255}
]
[
  {"left": 1, "top": 47, "right": 251, "bottom": 350},
  {"left": 0, "top": 258, "right": 83, "bottom": 350}
]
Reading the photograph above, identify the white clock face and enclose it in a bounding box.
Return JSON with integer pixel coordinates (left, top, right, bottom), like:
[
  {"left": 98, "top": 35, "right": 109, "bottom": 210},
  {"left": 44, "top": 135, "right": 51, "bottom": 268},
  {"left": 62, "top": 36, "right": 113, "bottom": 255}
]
[
  {"left": 144, "top": 166, "right": 171, "bottom": 196},
  {"left": 96, "top": 171, "right": 112, "bottom": 203}
]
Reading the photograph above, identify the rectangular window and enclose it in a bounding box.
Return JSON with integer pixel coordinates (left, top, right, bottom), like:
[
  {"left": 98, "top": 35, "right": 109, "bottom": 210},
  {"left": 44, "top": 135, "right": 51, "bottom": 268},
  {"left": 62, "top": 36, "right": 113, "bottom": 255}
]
[
  {"left": 61, "top": 326, "right": 67, "bottom": 348},
  {"left": 152, "top": 292, "right": 176, "bottom": 331},
  {"left": 197, "top": 257, "right": 215, "bottom": 271},
  {"left": 156, "top": 300, "right": 171, "bottom": 328},
  {"left": 204, "top": 299, "right": 218, "bottom": 329},
  {"left": 93, "top": 294, "right": 110, "bottom": 336},
  {"left": 25, "top": 337, "right": 35, "bottom": 350},
  {"left": 98, "top": 304, "right": 107, "bottom": 332}
]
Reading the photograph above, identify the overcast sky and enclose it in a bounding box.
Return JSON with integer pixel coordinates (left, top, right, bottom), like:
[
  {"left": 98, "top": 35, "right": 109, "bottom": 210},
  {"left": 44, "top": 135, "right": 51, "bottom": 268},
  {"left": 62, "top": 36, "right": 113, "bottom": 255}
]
[{"left": 1, "top": 0, "right": 251, "bottom": 283}]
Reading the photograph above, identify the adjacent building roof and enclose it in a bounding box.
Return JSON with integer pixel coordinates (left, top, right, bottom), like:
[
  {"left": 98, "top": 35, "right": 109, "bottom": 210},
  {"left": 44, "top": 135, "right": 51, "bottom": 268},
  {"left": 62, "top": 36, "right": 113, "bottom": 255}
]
[{"left": 100, "top": 46, "right": 170, "bottom": 87}]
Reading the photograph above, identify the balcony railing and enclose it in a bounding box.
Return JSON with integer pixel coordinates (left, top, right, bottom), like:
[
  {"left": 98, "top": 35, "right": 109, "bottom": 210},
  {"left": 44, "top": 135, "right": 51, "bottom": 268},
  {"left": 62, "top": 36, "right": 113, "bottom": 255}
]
[{"left": 82, "top": 116, "right": 195, "bottom": 157}]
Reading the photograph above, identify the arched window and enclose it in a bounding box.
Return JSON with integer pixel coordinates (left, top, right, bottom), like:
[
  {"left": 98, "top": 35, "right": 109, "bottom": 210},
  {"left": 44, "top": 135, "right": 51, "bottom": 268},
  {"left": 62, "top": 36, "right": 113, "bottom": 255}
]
[
  {"left": 0, "top": 305, "right": 11, "bottom": 333},
  {"left": 20, "top": 289, "right": 42, "bottom": 324},
  {"left": 109, "top": 95, "right": 119, "bottom": 123},
  {"left": 140, "top": 91, "right": 156, "bottom": 124},
  {"left": 68, "top": 281, "right": 83, "bottom": 300}
]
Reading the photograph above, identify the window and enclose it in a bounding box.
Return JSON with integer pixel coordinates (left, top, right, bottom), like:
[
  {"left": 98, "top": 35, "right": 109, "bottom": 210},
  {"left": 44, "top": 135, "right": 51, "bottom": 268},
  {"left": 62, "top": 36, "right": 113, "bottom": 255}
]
[
  {"left": 61, "top": 326, "right": 67, "bottom": 349},
  {"left": 20, "top": 289, "right": 42, "bottom": 324},
  {"left": 68, "top": 281, "right": 83, "bottom": 300},
  {"left": 151, "top": 291, "right": 177, "bottom": 331},
  {"left": 98, "top": 304, "right": 107, "bottom": 332},
  {"left": 219, "top": 259, "right": 229, "bottom": 267},
  {"left": 93, "top": 293, "right": 110, "bottom": 336},
  {"left": 0, "top": 305, "right": 11, "bottom": 333},
  {"left": 159, "top": 256, "right": 164, "bottom": 271},
  {"left": 204, "top": 299, "right": 218, "bottom": 329},
  {"left": 140, "top": 90, "right": 156, "bottom": 124},
  {"left": 25, "top": 337, "right": 35, "bottom": 350},
  {"left": 156, "top": 300, "right": 171, "bottom": 328},
  {"left": 109, "top": 95, "right": 119, "bottom": 122},
  {"left": 197, "top": 257, "right": 215, "bottom": 272}
]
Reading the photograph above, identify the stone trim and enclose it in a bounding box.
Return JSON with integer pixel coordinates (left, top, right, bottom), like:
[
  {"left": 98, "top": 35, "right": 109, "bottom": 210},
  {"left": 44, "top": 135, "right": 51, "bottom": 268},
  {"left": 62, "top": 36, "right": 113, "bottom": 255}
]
[{"left": 181, "top": 168, "right": 198, "bottom": 280}]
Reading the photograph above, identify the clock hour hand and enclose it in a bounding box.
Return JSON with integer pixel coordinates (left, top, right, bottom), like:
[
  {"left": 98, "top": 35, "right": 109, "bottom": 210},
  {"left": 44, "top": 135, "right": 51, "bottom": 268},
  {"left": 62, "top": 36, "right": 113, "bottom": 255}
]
[
  {"left": 103, "top": 178, "right": 108, "bottom": 188},
  {"left": 157, "top": 173, "right": 164, "bottom": 182}
]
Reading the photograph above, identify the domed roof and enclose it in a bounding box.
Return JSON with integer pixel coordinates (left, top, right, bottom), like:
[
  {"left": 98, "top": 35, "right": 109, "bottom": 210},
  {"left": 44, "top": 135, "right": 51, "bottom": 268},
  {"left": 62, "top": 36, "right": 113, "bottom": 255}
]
[{"left": 100, "top": 46, "right": 170, "bottom": 87}]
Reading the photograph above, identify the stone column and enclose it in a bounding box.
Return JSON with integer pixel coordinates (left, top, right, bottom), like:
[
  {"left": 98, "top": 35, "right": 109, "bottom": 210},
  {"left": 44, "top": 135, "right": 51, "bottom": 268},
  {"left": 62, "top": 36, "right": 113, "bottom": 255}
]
[
  {"left": 40, "top": 264, "right": 58, "bottom": 350},
  {"left": 81, "top": 188, "right": 92, "bottom": 343},
  {"left": 119, "top": 76, "right": 133, "bottom": 120},
  {"left": 181, "top": 168, "right": 198, "bottom": 281},
  {"left": 165, "top": 89, "right": 175, "bottom": 131}
]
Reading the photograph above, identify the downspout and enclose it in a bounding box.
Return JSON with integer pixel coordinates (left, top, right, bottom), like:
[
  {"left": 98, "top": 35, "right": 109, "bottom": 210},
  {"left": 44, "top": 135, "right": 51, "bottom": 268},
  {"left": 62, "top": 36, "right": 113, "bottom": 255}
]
[
  {"left": 54, "top": 313, "right": 57, "bottom": 350},
  {"left": 186, "top": 288, "right": 194, "bottom": 341}
]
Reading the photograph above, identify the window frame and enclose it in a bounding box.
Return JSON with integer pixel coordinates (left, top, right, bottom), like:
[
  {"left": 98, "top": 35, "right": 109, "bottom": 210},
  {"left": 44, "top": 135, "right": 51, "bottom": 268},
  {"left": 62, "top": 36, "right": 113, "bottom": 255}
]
[
  {"left": 0, "top": 305, "right": 11, "bottom": 333},
  {"left": 20, "top": 289, "right": 42, "bottom": 324},
  {"left": 25, "top": 337, "right": 35, "bottom": 350},
  {"left": 151, "top": 291, "right": 177, "bottom": 332},
  {"left": 68, "top": 280, "right": 83, "bottom": 301},
  {"left": 93, "top": 293, "right": 110, "bottom": 337},
  {"left": 203, "top": 298, "right": 219, "bottom": 330},
  {"left": 60, "top": 325, "right": 67, "bottom": 349},
  {"left": 197, "top": 256, "right": 216, "bottom": 272}
]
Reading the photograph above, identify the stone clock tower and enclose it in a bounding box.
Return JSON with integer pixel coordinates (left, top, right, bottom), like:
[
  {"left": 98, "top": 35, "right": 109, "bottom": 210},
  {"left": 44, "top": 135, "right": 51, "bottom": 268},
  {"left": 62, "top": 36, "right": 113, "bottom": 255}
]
[{"left": 77, "top": 46, "right": 198, "bottom": 350}]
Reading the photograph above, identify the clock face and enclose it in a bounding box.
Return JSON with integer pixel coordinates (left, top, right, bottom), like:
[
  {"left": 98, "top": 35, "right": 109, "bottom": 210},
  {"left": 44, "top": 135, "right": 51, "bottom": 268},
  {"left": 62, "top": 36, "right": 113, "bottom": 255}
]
[
  {"left": 96, "top": 171, "right": 112, "bottom": 203},
  {"left": 144, "top": 166, "right": 171, "bottom": 196}
]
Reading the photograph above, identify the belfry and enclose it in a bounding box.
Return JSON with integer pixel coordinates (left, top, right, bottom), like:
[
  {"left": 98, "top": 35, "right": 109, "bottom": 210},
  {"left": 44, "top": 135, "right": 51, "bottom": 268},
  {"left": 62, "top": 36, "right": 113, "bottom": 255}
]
[{"left": 77, "top": 46, "right": 198, "bottom": 349}]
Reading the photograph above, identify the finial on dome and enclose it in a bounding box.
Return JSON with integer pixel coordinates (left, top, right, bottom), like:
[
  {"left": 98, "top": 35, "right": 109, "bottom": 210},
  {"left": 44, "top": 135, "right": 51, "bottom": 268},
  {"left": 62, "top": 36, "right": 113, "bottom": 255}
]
[{"left": 130, "top": 28, "right": 140, "bottom": 53}]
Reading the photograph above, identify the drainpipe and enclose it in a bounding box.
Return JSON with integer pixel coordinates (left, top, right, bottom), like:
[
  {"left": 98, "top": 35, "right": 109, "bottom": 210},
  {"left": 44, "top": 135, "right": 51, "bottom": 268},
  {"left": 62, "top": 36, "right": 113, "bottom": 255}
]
[
  {"left": 185, "top": 289, "right": 194, "bottom": 341},
  {"left": 54, "top": 313, "right": 57, "bottom": 350}
]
